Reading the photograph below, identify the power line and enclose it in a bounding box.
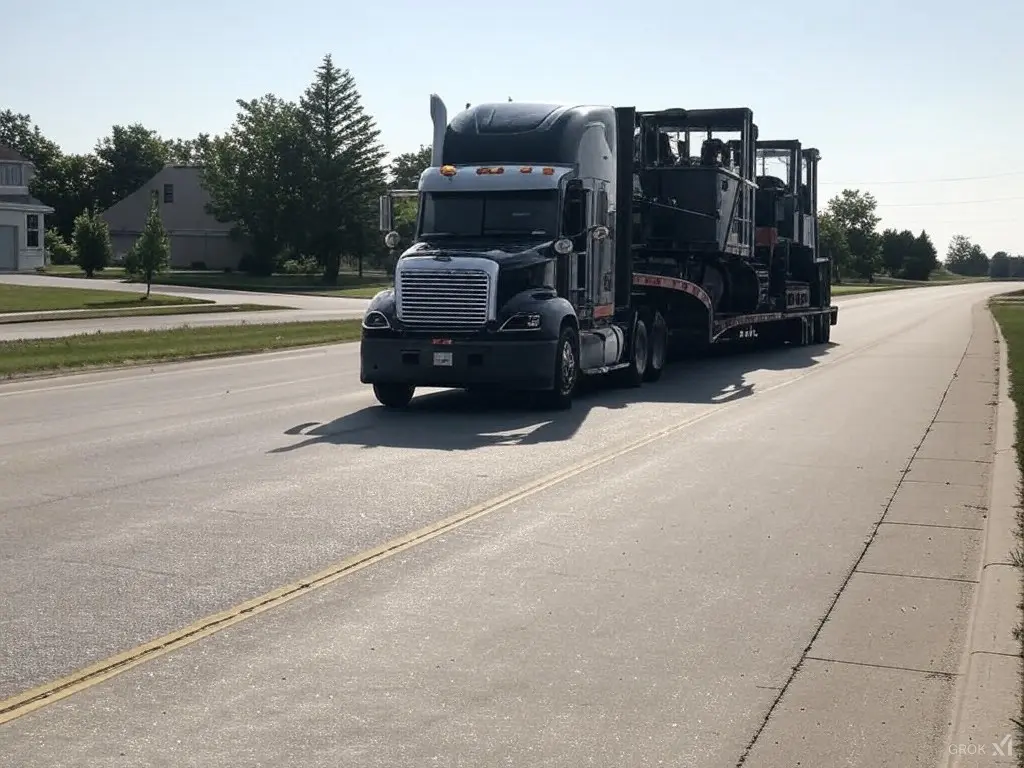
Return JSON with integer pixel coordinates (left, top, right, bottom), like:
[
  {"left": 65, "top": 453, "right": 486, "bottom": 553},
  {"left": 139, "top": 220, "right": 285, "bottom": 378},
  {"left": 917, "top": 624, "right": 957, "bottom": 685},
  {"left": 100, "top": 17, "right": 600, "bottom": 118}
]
[
  {"left": 820, "top": 170, "right": 1024, "bottom": 185},
  {"left": 876, "top": 195, "right": 1024, "bottom": 208}
]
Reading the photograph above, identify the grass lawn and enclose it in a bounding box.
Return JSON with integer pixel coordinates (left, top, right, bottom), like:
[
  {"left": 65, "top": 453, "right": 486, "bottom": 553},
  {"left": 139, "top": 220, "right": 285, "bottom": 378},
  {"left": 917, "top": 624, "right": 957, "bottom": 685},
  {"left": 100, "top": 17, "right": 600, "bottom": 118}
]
[
  {"left": 40, "top": 265, "right": 390, "bottom": 299},
  {"left": 0, "top": 303, "right": 286, "bottom": 325},
  {"left": 0, "top": 320, "right": 363, "bottom": 378},
  {"left": 0, "top": 283, "right": 208, "bottom": 312},
  {"left": 987, "top": 295, "right": 1024, "bottom": 762}
]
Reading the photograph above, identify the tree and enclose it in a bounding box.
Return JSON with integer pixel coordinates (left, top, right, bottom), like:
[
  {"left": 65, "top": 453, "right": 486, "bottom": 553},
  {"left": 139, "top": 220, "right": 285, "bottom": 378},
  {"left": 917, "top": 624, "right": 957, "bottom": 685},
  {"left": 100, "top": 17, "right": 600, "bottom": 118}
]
[
  {"left": 298, "top": 54, "right": 388, "bottom": 283},
  {"left": 945, "top": 234, "right": 989, "bottom": 277},
  {"left": 819, "top": 211, "right": 852, "bottom": 283},
  {"left": 879, "top": 228, "right": 916, "bottom": 277},
  {"left": 71, "top": 207, "right": 113, "bottom": 278},
  {"left": 127, "top": 200, "right": 171, "bottom": 296},
  {"left": 200, "top": 95, "right": 306, "bottom": 276},
  {"left": 902, "top": 230, "right": 939, "bottom": 281},
  {"left": 824, "top": 189, "right": 881, "bottom": 280},
  {"left": 388, "top": 145, "right": 432, "bottom": 189},
  {"left": 166, "top": 134, "right": 214, "bottom": 165},
  {"left": 990, "top": 251, "right": 1011, "bottom": 279},
  {"left": 94, "top": 124, "right": 171, "bottom": 208}
]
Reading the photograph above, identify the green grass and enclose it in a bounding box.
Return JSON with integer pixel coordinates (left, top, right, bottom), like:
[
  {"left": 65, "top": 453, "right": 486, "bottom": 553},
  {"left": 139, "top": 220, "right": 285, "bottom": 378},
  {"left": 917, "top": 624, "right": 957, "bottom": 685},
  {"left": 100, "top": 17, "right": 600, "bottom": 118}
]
[
  {"left": 40, "top": 265, "right": 390, "bottom": 299},
  {"left": 0, "top": 283, "right": 208, "bottom": 312},
  {"left": 988, "top": 297, "right": 1024, "bottom": 765},
  {"left": 0, "top": 320, "right": 363, "bottom": 378},
  {"left": 0, "top": 303, "right": 286, "bottom": 325}
]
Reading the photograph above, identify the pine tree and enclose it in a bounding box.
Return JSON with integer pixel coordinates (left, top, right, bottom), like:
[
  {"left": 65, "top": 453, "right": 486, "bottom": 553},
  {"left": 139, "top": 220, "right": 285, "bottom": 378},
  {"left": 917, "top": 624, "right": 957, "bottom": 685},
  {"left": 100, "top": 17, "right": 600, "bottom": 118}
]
[
  {"left": 132, "top": 199, "right": 170, "bottom": 297},
  {"left": 298, "top": 54, "right": 387, "bottom": 283}
]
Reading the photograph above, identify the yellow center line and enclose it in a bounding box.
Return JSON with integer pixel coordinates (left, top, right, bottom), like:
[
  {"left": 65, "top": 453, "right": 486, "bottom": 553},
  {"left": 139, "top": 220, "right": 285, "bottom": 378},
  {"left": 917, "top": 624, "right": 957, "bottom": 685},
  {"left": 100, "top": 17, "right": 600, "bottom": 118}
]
[{"left": 0, "top": 309, "right": 962, "bottom": 726}]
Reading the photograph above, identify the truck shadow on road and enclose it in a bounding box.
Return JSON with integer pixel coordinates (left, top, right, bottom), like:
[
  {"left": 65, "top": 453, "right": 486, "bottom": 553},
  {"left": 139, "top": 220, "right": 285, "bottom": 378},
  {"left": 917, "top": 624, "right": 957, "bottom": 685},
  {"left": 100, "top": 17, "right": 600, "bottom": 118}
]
[{"left": 270, "top": 341, "right": 837, "bottom": 453}]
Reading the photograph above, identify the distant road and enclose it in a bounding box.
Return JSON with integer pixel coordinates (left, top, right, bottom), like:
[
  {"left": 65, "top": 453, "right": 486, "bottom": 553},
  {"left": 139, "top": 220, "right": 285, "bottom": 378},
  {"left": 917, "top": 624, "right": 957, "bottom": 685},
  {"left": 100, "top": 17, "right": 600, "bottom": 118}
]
[
  {"left": 0, "top": 273, "right": 371, "bottom": 339},
  {"left": 0, "top": 281, "right": 1017, "bottom": 766}
]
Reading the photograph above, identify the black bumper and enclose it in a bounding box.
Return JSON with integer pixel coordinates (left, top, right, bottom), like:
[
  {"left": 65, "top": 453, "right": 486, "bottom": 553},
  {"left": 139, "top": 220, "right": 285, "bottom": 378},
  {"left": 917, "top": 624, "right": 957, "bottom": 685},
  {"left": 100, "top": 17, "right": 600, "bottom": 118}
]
[{"left": 360, "top": 335, "right": 558, "bottom": 390}]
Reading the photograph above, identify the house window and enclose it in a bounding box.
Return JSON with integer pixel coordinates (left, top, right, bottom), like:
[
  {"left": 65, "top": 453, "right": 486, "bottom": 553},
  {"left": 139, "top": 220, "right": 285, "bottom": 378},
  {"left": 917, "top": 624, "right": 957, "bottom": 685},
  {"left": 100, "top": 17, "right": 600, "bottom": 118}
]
[
  {"left": 163, "top": 183, "right": 174, "bottom": 203},
  {"left": 0, "top": 162, "right": 23, "bottom": 186},
  {"left": 26, "top": 214, "right": 39, "bottom": 248}
]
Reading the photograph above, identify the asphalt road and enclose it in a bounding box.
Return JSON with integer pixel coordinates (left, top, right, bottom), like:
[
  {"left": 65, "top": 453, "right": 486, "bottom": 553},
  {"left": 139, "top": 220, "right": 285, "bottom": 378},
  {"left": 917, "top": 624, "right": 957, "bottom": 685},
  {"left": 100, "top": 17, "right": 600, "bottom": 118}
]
[{"left": 0, "top": 282, "right": 1016, "bottom": 766}]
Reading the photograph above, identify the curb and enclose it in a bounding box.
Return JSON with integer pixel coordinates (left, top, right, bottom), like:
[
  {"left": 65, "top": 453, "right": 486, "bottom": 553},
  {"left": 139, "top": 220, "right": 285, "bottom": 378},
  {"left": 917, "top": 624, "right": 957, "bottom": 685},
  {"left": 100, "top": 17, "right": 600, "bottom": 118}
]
[{"left": 945, "top": 306, "right": 1023, "bottom": 767}]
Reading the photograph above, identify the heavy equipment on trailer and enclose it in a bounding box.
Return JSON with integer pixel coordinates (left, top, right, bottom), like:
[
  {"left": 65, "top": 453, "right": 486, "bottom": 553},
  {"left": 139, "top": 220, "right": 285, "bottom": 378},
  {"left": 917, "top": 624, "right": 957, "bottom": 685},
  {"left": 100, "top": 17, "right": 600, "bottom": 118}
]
[{"left": 360, "top": 95, "right": 838, "bottom": 409}]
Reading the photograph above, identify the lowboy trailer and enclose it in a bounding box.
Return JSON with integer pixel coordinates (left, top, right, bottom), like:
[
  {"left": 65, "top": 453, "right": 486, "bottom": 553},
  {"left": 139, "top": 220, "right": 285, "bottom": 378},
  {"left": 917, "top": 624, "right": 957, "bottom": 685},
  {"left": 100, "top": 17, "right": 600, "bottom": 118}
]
[{"left": 360, "top": 95, "right": 838, "bottom": 409}]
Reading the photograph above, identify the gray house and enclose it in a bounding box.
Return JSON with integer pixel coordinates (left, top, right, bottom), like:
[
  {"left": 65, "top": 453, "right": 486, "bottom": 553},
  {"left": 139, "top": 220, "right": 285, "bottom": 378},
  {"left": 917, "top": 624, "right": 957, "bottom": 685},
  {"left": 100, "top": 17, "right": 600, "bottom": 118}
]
[
  {"left": 101, "top": 165, "right": 246, "bottom": 270},
  {"left": 0, "top": 145, "right": 55, "bottom": 272}
]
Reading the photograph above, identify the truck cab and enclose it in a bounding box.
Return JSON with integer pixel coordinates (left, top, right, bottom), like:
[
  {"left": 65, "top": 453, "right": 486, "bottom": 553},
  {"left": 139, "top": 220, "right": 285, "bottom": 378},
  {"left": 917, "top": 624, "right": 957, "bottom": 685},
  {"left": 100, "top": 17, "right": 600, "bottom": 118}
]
[{"left": 362, "top": 96, "right": 616, "bottom": 409}]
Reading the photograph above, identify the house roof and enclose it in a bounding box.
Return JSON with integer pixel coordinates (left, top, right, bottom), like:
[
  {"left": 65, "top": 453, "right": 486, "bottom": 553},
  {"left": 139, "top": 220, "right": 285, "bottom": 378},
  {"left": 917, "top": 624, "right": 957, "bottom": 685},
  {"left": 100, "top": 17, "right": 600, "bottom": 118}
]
[
  {"left": 0, "top": 193, "right": 54, "bottom": 212},
  {"left": 0, "top": 145, "right": 29, "bottom": 163}
]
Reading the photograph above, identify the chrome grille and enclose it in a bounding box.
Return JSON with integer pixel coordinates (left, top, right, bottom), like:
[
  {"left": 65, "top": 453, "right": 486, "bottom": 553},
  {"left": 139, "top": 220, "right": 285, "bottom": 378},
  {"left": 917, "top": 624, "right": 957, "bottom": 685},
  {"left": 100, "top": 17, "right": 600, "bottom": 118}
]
[{"left": 396, "top": 268, "right": 491, "bottom": 327}]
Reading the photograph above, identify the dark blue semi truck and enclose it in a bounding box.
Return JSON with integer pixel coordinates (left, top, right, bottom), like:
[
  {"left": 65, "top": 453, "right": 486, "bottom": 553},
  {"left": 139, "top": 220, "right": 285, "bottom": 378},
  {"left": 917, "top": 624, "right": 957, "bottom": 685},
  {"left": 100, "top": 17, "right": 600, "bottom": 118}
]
[{"left": 360, "top": 95, "right": 837, "bottom": 409}]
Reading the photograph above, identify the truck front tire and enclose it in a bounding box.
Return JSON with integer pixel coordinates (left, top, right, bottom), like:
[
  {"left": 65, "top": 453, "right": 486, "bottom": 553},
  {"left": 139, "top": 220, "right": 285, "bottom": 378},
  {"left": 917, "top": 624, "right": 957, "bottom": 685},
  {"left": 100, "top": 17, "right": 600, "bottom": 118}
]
[
  {"left": 542, "top": 324, "right": 579, "bottom": 410},
  {"left": 373, "top": 383, "right": 415, "bottom": 409}
]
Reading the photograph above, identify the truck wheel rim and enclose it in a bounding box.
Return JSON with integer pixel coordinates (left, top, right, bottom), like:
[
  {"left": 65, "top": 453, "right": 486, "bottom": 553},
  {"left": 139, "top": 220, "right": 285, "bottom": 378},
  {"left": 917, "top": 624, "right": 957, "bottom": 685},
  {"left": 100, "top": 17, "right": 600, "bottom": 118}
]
[{"left": 560, "top": 340, "right": 576, "bottom": 394}]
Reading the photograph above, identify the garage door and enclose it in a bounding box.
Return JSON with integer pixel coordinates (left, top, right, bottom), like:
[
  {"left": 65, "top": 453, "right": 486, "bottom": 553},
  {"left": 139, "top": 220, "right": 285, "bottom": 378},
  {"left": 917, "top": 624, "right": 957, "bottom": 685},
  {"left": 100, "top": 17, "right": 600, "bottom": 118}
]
[{"left": 0, "top": 225, "right": 16, "bottom": 271}]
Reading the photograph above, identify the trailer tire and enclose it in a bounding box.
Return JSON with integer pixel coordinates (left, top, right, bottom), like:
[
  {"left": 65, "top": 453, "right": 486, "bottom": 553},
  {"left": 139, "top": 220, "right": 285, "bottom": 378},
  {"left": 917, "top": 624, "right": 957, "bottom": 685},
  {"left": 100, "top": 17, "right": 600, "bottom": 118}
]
[
  {"left": 373, "top": 383, "right": 415, "bottom": 409},
  {"left": 644, "top": 310, "right": 668, "bottom": 382},
  {"left": 617, "top": 314, "right": 649, "bottom": 388},
  {"left": 541, "top": 323, "right": 579, "bottom": 410}
]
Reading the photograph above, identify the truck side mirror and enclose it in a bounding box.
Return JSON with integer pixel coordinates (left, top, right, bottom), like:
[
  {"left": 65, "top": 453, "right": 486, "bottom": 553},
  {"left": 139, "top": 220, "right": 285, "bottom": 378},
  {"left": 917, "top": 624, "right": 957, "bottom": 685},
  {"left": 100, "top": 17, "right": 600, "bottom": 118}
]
[
  {"left": 378, "top": 194, "right": 393, "bottom": 233},
  {"left": 562, "top": 184, "right": 586, "bottom": 238}
]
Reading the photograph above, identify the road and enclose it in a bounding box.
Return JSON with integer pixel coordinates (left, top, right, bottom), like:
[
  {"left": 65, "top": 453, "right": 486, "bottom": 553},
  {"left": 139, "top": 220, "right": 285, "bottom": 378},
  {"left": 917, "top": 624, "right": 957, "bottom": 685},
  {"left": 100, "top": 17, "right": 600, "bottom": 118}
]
[
  {"left": 0, "top": 273, "right": 371, "bottom": 339},
  {"left": 0, "top": 282, "right": 1014, "bottom": 766}
]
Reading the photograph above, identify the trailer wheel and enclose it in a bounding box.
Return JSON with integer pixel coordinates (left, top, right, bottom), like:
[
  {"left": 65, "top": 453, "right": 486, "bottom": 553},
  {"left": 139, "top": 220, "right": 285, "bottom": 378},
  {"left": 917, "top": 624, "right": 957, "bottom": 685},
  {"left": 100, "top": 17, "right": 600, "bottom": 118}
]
[
  {"left": 373, "top": 383, "right": 415, "bottom": 409},
  {"left": 644, "top": 310, "right": 668, "bottom": 382},
  {"left": 618, "top": 314, "right": 649, "bottom": 388},
  {"left": 541, "top": 324, "right": 579, "bottom": 410}
]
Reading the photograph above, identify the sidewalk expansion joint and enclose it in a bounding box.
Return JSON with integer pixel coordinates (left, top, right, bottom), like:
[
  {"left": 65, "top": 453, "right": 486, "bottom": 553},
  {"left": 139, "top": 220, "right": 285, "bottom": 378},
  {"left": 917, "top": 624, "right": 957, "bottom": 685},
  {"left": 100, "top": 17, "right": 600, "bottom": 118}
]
[
  {"left": 879, "top": 521, "right": 984, "bottom": 532},
  {"left": 968, "top": 649, "right": 1023, "bottom": 660},
  {"left": 854, "top": 569, "right": 979, "bottom": 584},
  {"left": 803, "top": 656, "right": 957, "bottom": 678}
]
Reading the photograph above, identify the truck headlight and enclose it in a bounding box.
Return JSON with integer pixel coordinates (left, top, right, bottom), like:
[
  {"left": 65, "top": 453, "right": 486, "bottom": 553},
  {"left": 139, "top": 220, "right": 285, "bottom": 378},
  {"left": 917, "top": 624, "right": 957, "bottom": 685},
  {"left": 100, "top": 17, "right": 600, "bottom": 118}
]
[
  {"left": 499, "top": 312, "right": 542, "bottom": 331},
  {"left": 362, "top": 310, "right": 391, "bottom": 329}
]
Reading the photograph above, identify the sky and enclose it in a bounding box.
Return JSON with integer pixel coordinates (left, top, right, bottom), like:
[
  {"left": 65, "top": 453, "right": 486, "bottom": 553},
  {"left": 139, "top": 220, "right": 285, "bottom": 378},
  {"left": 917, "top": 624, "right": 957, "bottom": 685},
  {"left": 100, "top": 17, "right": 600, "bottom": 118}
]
[{"left": 2, "top": 0, "right": 1021, "bottom": 256}]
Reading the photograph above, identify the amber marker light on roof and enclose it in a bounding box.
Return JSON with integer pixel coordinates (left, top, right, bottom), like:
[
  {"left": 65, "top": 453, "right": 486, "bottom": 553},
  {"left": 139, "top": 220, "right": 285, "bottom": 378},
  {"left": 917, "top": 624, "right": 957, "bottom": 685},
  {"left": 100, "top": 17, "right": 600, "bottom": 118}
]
[
  {"left": 439, "top": 165, "right": 457, "bottom": 176},
  {"left": 542, "top": 167, "right": 555, "bottom": 175}
]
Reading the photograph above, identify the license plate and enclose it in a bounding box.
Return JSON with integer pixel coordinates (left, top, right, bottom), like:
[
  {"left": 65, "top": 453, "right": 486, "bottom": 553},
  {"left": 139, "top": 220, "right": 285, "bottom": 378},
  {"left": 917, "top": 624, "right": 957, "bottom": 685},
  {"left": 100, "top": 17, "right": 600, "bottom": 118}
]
[{"left": 433, "top": 351, "right": 453, "bottom": 367}]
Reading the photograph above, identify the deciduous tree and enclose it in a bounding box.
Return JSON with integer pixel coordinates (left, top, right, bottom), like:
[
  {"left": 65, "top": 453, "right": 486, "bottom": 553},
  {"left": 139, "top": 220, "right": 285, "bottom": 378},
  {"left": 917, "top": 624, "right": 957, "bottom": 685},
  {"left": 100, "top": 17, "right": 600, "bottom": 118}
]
[
  {"left": 200, "top": 95, "right": 306, "bottom": 275},
  {"left": 388, "top": 145, "right": 432, "bottom": 189},
  {"left": 94, "top": 124, "right": 172, "bottom": 208},
  {"left": 901, "top": 230, "right": 939, "bottom": 281},
  {"left": 945, "top": 234, "right": 989, "bottom": 277},
  {"left": 824, "top": 189, "right": 881, "bottom": 280},
  {"left": 71, "top": 207, "right": 113, "bottom": 278},
  {"left": 126, "top": 200, "right": 171, "bottom": 296}
]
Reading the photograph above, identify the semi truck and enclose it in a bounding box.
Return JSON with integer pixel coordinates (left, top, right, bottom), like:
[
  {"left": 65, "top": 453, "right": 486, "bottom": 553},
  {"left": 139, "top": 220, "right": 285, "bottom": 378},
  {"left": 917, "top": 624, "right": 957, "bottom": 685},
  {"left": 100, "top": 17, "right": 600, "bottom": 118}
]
[{"left": 360, "top": 95, "right": 838, "bottom": 409}]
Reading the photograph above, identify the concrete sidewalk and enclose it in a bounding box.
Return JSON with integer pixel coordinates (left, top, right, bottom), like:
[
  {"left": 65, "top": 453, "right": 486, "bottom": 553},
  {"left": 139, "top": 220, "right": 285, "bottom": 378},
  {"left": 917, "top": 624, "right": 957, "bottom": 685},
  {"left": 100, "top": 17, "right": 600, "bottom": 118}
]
[{"left": 742, "top": 301, "right": 1020, "bottom": 767}]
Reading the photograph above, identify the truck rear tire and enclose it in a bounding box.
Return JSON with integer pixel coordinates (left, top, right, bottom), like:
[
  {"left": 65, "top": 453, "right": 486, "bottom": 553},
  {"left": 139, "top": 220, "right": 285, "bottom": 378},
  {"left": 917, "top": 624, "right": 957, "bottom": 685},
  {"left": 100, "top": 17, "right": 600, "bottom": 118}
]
[
  {"left": 541, "top": 324, "right": 579, "bottom": 410},
  {"left": 644, "top": 310, "right": 667, "bottom": 383},
  {"left": 617, "top": 314, "right": 649, "bottom": 388},
  {"left": 373, "top": 383, "right": 415, "bottom": 409}
]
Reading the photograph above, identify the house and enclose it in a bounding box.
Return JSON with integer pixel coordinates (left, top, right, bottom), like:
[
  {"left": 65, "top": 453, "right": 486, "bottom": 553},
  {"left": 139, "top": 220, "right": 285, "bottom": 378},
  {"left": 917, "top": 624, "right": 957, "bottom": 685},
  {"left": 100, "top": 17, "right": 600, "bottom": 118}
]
[
  {"left": 0, "top": 145, "right": 55, "bottom": 272},
  {"left": 101, "top": 165, "right": 246, "bottom": 271}
]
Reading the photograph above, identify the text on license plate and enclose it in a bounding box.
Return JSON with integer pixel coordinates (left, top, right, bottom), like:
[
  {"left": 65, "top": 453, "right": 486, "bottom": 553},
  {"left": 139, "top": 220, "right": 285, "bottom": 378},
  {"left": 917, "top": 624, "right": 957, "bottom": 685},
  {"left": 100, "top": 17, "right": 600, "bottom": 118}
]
[{"left": 433, "top": 351, "right": 453, "bottom": 367}]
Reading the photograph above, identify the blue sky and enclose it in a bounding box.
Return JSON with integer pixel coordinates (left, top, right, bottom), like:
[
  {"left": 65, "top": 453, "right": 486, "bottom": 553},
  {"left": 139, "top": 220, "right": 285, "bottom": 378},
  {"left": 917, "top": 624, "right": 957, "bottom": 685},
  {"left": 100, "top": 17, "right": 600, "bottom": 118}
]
[{"left": 3, "top": 0, "right": 1021, "bottom": 256}]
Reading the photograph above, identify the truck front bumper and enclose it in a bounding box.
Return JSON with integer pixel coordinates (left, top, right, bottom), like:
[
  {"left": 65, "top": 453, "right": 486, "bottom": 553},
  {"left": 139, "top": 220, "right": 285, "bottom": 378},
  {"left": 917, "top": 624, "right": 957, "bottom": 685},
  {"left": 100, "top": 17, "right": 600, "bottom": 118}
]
[{"left": 360, "top": 335, "right": 558, "bottom": 390}]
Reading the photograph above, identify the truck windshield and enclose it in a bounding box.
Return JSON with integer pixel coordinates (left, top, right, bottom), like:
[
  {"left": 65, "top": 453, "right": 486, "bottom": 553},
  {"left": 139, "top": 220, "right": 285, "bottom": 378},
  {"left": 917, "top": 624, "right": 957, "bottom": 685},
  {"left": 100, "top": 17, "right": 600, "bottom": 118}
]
[{"left": 420, "top": 190, "right": 559, "bottom": 239}]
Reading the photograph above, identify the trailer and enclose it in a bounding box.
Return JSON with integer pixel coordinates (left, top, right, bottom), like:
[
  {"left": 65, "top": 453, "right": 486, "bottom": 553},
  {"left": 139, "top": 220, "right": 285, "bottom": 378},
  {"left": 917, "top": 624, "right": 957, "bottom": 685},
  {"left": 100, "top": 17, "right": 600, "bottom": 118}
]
[{"left": 360, "top": 95, "right": 838, "bottom": 409}]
